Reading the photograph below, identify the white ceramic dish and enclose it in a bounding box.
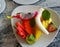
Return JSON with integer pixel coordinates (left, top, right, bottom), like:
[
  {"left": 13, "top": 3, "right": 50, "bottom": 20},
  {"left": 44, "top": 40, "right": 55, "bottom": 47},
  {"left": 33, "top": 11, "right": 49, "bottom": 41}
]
[
  {"left": 11, "top": 6, "right": 60, "bottom": 47},
  {"left": 0, "top": 0, "right": 6, "bottom": 14},
  {"left": 13, "top": 0, "right": 39, "bottom": 4}
]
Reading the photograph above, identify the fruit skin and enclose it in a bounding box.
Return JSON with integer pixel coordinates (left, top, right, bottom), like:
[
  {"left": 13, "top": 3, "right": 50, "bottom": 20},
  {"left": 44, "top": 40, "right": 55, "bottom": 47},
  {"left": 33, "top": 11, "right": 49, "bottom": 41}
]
[
  {"left": 26, "top": 34, "right": 35, "bottom": 44},
  {"left": 28, "top": 34, "right": 35, "bottom": 41},
  {"left": 47, "top": 23, "right": 57, "bottom": 32},
  {"left": 42, "top": 9, "right": 50, "bottom": 20}
]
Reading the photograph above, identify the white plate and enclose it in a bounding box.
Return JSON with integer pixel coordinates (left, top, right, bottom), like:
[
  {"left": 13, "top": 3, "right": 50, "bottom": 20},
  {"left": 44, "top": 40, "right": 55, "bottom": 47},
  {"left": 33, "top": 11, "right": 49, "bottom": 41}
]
[
  {"left": 0, "top": 0, "right": 6, "bottom": 14},
  {"left": 13, "top": 0, "right": 39, "bottom": 4},
  {"left": 11, "top": 6, "right": 60, "bottom": 47}
]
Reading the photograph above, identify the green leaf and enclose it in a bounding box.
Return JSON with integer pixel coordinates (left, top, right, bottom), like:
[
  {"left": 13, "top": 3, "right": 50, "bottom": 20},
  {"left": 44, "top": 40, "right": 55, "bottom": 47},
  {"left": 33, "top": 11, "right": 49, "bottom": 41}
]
[{"left": 42, "top": 9, "right": 50, "bottom": 20}]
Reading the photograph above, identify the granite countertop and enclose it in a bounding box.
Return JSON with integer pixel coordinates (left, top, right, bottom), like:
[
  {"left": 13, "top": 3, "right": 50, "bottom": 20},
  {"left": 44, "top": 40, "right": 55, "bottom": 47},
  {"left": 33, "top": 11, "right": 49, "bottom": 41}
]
[{"left": 0, "top": 0, "right": 60, "bottom": 47}]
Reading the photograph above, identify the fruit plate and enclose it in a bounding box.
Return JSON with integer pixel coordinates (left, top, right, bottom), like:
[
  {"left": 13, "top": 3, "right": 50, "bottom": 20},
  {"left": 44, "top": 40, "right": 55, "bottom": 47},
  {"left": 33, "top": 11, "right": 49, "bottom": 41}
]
[
  {"left": 11, "top": 6, "right": 60, "bottom": 47},
  {"left": 13, "top": 0, "right": 39, "bottom": 4}
]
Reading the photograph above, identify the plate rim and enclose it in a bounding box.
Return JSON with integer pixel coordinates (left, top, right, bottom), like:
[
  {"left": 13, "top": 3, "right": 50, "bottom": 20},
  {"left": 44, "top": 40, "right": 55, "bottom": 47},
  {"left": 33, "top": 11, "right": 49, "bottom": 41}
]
[
  {"left": 0, "top": 0, "right": 6, "bottom": 14},
  {"left": 13, "top": 0, "right": 39, "bottom": 4}
]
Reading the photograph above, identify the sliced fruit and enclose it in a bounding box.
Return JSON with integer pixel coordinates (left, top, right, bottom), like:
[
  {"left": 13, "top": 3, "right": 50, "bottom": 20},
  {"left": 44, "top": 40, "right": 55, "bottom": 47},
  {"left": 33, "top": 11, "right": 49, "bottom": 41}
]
[
  {"left": 28, "top": 34, "right": 35, "bottom": 41},
  {"left": 46, "top": 18, "right": 52, "bottom": 24},
  {"left": 16, "top": 22, "right": 24, "bottom": 30},
  {"left": 42, "top": 20, "right": 47, "bottom": 28},
  {"left": 42, "top": 9, "right": 50, "bottom": 20},
  {"left": 47, "top": 23, "right": 57, "bottom": 32},
  {"left": 34, "top": 28, "right": 43, "bottom": 40},
  {"left": 23, "top": 20, "right": 32, "bottom": 35},
  {"left": 16, "top": 26, "right": 26, "bottom": 39},
  {"left": 26, "top": 34, "right": 35, "bottom": 44},
  {"left": 42, "top": 18, "right": 52, "bottom": 28}
]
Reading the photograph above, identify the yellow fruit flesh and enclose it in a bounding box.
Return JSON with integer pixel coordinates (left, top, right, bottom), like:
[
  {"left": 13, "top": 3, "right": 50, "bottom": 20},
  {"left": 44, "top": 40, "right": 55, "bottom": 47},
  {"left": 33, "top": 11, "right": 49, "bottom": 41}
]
[
  {"left": 46, "top": 18, "right": 52, "bottom": 24},
  {"left": 34, "top": 28, "right": 43, "bottom": 41},
  {"left": 42, "top": 18, "right": 52, "bottom": 28}
]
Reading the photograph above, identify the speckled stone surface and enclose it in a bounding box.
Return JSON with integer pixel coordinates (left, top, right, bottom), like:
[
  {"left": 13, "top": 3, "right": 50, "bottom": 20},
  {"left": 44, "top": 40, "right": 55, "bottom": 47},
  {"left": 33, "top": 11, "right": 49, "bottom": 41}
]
[{"left": 0, "top": 0, "right": 60, "bottom": 47}]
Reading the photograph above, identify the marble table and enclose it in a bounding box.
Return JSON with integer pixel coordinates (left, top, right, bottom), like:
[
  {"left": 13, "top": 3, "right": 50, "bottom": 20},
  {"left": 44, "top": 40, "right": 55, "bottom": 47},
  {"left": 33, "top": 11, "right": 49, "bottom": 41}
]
[{"left": 0, "top": 0, "right": 60, "bottom": 47}]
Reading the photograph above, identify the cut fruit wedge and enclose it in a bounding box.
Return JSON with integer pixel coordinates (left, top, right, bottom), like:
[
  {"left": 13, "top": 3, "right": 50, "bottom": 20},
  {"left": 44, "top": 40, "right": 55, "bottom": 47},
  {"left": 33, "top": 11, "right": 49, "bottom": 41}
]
[{"left": 35, "top": 8, "right": 49, "bottom": 35}]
